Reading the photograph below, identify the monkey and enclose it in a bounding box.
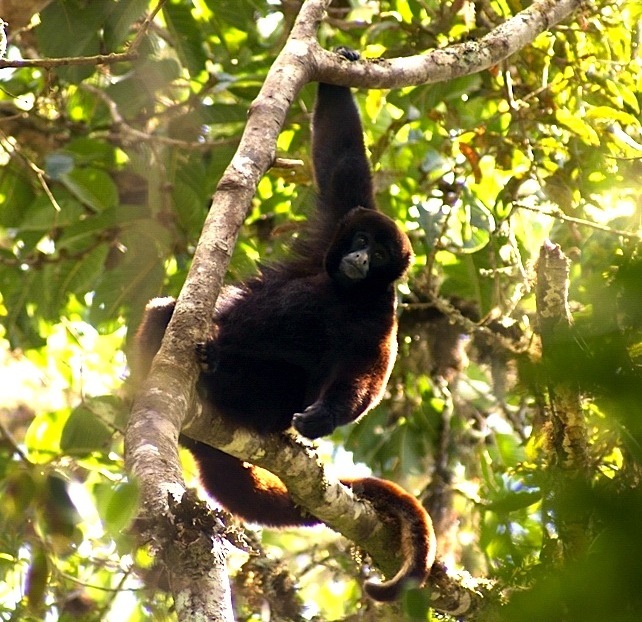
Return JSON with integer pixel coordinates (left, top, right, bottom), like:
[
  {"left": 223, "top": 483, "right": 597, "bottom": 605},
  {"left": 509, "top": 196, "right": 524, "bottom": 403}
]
[{"left": 134, "top": 48, "right": 436, "bottom": 601}]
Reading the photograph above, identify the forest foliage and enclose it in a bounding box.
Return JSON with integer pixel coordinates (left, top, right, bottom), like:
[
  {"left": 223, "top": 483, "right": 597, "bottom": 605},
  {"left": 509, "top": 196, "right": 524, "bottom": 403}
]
[{"left": 0, "top": 0, "right": 641, "bottom": 620}]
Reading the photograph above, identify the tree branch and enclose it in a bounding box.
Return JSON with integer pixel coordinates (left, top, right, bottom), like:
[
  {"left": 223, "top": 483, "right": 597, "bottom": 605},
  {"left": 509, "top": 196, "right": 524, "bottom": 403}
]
[
  {"left": 182, "top": 409, "right": 490, "bottom": 616},
  {"left": 310, "top": 0, "right": 583, "bottom": 87},
  {"left": 535, "top": 240, "right": 591, "bottom": 564}
]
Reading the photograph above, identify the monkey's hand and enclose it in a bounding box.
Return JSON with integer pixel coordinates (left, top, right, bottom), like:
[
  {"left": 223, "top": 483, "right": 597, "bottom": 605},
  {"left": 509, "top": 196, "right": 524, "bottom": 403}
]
[
  {"left": 196, "top": 339, "right": 219, "bottom": 374},
  {"left": 335, "top": 46, "right": 360, "bottom": 62},
  {"left": 292, "top": 404, "right": 337, "bottom": 439}
]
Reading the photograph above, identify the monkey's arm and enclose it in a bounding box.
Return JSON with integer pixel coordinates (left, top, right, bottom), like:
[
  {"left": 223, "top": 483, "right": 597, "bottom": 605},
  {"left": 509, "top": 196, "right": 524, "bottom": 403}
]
[
  {"left": 313, "top": 49, "right": 376, "bottom": 219},
  {"left": 293, "top": 345, "right": 393, "bottom": 439}
]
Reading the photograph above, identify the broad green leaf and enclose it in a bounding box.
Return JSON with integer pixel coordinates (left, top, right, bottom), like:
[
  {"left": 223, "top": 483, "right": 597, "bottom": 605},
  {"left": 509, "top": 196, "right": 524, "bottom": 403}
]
[
  {"left": 37, "top": 0, "right": 110, "bottom": 83},
  {"left": 60, "top": 404, "right": 113, "bottom": 455},
  {"left": 173, "top": 177, "right": 207, "bottom": 233},
  {"left": 585, "top": 105, "right": 641, "bottom": 127},
  {"left": 19, "top": 194, "right": 83, "bottom": 231},
  {"left": 493, "top": 432, "right": 526, "bottom": 467},
  {"left": 103, "top": 57, "right": 181, "bottom": 119},
  {"left": 163, "top": 2, "right": 208, "bottom": 76},
  {"left": 0, "top": 267, "right": 45, "bottom": 349},
  {"left": 403, "top": 586, "right": 432, "bottom": 619},
  {"left": 0, "top": 161, "right": 36, "bottom": 227},
  {"left": 61, "top": 168, "right": 119, "bottom": 212},
  {"left": 94, "top": 481, "right": 140, "bottom": 534},
  {"left": 485, "top": 491, "right": 542, "bottom": 514},
  {"left": 57, "top": 205, "right": 150, "bottom": 248},
  {"left": 90, "top": 221, "right": 170, "bottom": 323},
  {"left": 103, "top": 0, "right": 149, "bottom": 51},
  {"left": 24, "top": 410, "right": 69, "bottom": 462},
  {"left": 65, "top": 138, "right": 118, "bottom": 168},
  {"left": 56, "top": 246, "right": 110, "bottom": 305},
  {"left": 200, "top": 103, "right": 251, "bottom": 125},
  {"left": 208, "top": 0, "right": 263, "bottom": 31},
  {"left": 605, "top": 78, "right": 640, "bottom": 114}
]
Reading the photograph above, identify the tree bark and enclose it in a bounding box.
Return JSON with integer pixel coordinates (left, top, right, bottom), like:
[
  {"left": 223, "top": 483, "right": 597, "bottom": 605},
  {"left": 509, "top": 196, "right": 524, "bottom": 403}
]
[{"left": 535, "top": 240, "right": 590, "bottom": 564}]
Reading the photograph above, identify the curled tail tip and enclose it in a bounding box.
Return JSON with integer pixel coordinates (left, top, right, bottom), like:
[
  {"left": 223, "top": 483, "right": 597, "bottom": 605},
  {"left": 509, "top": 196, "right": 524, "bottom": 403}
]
[
  {"left": 363, "top": 574, "right": 424, "bottom": 602},
  {"left": 344, "top": 476, "right": 436, "bottom": 602},
  {"left": 363, "top": 553, "right": 433, "bottom": 602},
  {"left": 363, "top": 581, "right": 399, "bottom": 602}
]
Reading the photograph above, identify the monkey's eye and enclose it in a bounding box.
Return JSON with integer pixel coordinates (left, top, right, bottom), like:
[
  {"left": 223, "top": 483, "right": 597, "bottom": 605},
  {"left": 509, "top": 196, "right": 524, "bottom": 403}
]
[
  {"left": 353, "top": 233, "right": 369, "bottom": 249},
  {"left": 371, "top": 245, "right": 389, "bottom": 267}
]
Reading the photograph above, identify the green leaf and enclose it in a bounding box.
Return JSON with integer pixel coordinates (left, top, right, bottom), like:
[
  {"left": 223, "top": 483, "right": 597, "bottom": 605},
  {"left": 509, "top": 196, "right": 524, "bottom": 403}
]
[
  {"left": 0, "top": 161, "right": 36, "bottom": 226},
  {"left": 493, "top": 432, "right": 526, "bottom": 467},
  {"left": 94, "top": 481, "right": 140, "bottom": 534},
  {"left": 65, "top": 138, "right": 118, "bottom": 168},
  {"left": 57, "top": 205, "right": 149, "bottom": 248},
  {"left": 200, "top": 103, "right": 251, "bottom": 125},
  {"left": 61, "top": 168, "right": 118, "bottom": 212},
  {"left": 36, "top": 0, "right": 110, "bottom": 83},
  {"left": 24, "top": 410, "right": 68, "bottom": 462},
  {"left": 18, "top": 193, "right": 83, "bottom": 232},
  {"left": 90, "top": 221, "right": 169, "bottom": 323},
  {"left": 485, "top": 490, "right": 542, "bottom": 514},
  {"left": 163, "top": 2, "right": 208, "bottom": 76},
  {"left": 103, "top": 0, "right": 149, "bottom": 51},
  {"left": 403, "top": 585, "right": 432, "bottom": 618},
  {"left": 60, "top": 403, "right": 113, "bottom": 455},
  {"left": 56, "top": 246, "right": 110, "bottom": 304},
  {"left": 105, "top": 57, "right": 182, "bottom": 118},
  {"left": 555, "top": 109, "right": 600, "bottom": 146},
  {"left": 585, "top": 105, "right": 641, "bottom": 127},
  {"left": 605, "top": 78, "right": 640, "bottom": 114},
  {"left": 211, "top": 0, "right": 262, "bottom": 31}
]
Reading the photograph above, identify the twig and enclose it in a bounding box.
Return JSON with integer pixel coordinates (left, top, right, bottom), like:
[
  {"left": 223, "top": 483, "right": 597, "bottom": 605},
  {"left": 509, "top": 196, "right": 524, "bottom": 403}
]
[
  {"left": 402, "top": 296, "right": 530, "bottom": 354},
  {"left": 515, "top": 201, "right": 642, "bottom": 240},
  {"left": 82, "top": 85, "right": 230, "bottom": 151},
  {"left": 0, "top": 418, "right": 30, "bottom": 463},
  {"left": 0, "top": 0, "right": 167, "bottom": 70},
  {"left": 129, "top": 0, "right": 167, "bottom": 52},
  {"left": 0, "top": 130, "right": 62, "bottom": 212}
]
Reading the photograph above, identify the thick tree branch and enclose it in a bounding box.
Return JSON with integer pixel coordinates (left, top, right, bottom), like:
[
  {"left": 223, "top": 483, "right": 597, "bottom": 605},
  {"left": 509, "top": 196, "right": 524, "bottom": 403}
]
[
  {"left": 126, "top": 0, "right": 584, "bottom": 617},
  {"left": 311, "top": 0, "right": 583, "bottom": 87},
  {"left": 536, "top": 240, "right": 588, "bottom": 473}
]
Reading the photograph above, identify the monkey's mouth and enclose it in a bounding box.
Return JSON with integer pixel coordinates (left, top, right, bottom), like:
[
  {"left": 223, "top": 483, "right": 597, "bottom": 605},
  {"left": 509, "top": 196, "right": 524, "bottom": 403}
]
[{"left": 340, "top": 252, "right": 368, "bottom": 280}]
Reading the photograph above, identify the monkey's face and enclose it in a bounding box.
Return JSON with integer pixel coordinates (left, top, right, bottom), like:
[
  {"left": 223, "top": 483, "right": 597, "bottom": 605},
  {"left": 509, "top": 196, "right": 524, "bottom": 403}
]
[{"left": 326, "top": 208, "right": 412, "bottom": 289}]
